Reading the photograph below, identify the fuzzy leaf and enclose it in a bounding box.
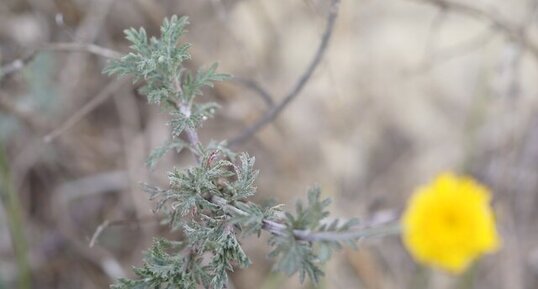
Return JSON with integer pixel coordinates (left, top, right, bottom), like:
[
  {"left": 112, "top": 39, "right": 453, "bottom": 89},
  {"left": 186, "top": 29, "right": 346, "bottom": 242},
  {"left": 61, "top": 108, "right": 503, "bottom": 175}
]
[{"left": 146, "top": 139, "right": 188, "bottom": 169}]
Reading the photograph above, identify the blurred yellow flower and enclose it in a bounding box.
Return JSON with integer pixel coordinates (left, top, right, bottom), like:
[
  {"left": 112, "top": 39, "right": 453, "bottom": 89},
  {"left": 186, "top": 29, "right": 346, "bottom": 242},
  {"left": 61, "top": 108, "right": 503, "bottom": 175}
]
[{"left": 401, "top": 172, "right": 500, "bottom": 273}]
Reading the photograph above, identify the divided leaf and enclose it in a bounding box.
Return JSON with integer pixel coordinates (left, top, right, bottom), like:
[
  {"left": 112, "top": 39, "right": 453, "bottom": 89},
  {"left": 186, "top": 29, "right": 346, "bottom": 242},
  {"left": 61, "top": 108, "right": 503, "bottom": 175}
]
[
  {"left": 289, "top": 187, "right": 331, "bottom": 230},
  {"left": 268, "top": 233, "right": 324, "bottom": 284},
  {"left": 182, "top": 63, "right": 230, "bottom": 102},
  {"left": 146, "top": 139, "right": 188, "bottom": 169}
]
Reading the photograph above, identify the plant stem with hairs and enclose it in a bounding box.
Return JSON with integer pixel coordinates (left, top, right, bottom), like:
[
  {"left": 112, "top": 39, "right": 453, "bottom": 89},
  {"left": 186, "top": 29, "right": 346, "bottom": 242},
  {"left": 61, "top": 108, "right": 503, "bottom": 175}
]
[{"left": 104, "top": 10, "right": 398, "bottom": 289}]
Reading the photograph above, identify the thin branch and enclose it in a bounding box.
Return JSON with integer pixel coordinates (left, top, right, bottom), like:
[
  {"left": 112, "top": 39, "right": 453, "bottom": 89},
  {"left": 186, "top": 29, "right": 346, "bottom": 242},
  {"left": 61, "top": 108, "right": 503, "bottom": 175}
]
[
  {"left": 43, "top": 78, "right": 128, "bottom": 143},
  {"left": 179, "top": 104, "right": 201, "bottom": 153},
  {"left": 39, "top": 42, "right": 122, "bottom": 59},
  {"left": 0, "top": 53, "right": 36, "bottom": 80},
  {"left": 211, "top": 195, "right": 399, "bottom": 242},
  {"left": 89, "top": 220, "right": 111, "bottom": 248},
  {"left": 291, "top": 223, "right": 400, "bottom": 242},
  {"left": 1, "top": 43, "right": 123, "bottom": 137},
  {"left": 173, "top": 72, "right": 202, "bottom": 164},
  {"left": 0, "top": 42, "right": 120, "bottom": 80},
  {"left": 232, "top": 77, "right": 274, "bottom": 107},
  {"left": 422, "top": 6, "right": 448, "bottom": 63},
  {"left": 228, "top": 0, "right": 341, "bottom": 146},
  {"left": 89, "top": 216, "right": 158, "bottom": 248},
  {"left": 410, "top": 0, "right": 538, "bottom": 60},
  {"left": 411, "top": 26, "right": 496, "bottom": 73},
  {"left": 1, "top": 43, "right": 123, "bottom": 139},
  {"left": 433, "top": 26, "right": 496, "bottom": 61}
]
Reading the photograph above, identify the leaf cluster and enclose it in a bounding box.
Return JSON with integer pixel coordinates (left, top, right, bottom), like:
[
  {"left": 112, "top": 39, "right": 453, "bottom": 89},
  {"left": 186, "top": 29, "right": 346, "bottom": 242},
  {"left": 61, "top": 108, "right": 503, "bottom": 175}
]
[
  {"left": 104, "top": 15, "right": 253, "bottom": 289},
  {"left": 112, "top": 239, "right": 199, "bottom": 289},
  {"left": 104, "top": 15, "right": 228, "bottom": 166},
  {"left": 133, "top": 147, "right": 273, "bottom": 289},
  {"left": 268, "top": 188, "right": 361, "bottom": 284},
  {"left": 105, "top": 15, "right": 230, "bottom": 104},
  {"left": 104, "top": 16, "right": 191, "bottom": 104},
  {"left": 104, "top": 15, "right": 371, "bottom": 289}
]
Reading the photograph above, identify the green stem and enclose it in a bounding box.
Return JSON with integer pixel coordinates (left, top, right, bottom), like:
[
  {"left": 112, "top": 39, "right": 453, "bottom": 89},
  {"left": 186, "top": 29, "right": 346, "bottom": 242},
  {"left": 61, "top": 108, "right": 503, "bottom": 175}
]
[{"left": 0, "top": 143, "right": 31, "bottom": 289}]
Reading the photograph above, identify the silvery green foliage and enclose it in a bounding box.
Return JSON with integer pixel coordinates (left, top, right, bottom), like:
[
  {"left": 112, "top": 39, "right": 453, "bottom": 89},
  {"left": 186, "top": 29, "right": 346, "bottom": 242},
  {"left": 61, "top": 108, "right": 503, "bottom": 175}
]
[
  {"left": 106, "top": 16, "right": 357, "bottom": 289},
  {"left": 104, "top": 15, "right": 227, "bottom": 143},
  {"left": 268, "top": 188, "right": 360, "bottom": 284},
  {"left": 145, "top": 139, "right": 187, "bottom": 169}
]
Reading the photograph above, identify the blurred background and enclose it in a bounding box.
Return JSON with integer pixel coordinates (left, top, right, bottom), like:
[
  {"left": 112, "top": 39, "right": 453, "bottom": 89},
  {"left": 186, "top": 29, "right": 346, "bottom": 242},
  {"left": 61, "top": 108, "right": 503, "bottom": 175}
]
[{"left": 1, "top": 0, "right": 538, "bottom": 288}]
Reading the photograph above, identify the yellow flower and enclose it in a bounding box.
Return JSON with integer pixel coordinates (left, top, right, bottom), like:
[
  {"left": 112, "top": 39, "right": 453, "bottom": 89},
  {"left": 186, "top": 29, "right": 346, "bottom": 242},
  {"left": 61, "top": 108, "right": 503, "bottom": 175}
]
[{"left": 401, "top": 172, "right": 500, "bottom": 273}]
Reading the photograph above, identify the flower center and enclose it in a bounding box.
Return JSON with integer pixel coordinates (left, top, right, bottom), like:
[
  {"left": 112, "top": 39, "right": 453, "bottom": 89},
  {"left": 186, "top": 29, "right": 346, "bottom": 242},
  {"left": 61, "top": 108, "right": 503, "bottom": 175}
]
[{"left": 443, "top": 211, "right": 460, "bottom": 230}]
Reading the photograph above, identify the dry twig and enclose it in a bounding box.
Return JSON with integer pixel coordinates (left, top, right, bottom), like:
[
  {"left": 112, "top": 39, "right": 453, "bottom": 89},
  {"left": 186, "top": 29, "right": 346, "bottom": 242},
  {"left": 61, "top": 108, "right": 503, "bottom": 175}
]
[
  {"left": 43, "top": 78, "right": 128, "bottom": 143},
  {"left": 0, "top": 42, "right": 120, "bottom": 80},
  {"left": 0, "top": 53, "right": 36, "bottom": 80},
  {"left": 232, "top": 77, "right": 274, "bottom": 107},
  {"left": 410, "top": 0, "right": 538, "bottom": 60},
  {"left": 228, "top": 0, "right": 341, "bottom": 146},
  {"left": 39, "top": 42, "right": 121, "bottom": 59},
  {"left": 89, "top": 216, "right": 158, "bottom": 248}
]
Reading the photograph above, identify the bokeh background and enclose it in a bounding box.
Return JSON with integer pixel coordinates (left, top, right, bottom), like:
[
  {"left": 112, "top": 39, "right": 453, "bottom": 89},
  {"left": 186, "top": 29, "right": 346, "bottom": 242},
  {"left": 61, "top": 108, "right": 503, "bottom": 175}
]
[{"left": 1, "top": 0, "right": 538, "bottom": 288}]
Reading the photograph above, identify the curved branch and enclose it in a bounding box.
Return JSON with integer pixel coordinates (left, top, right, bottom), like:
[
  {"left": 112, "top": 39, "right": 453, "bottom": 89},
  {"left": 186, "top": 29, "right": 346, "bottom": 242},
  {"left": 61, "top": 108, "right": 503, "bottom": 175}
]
[
  {"left": 232, "top": 77, "right": 274, "bottom": 107},
  {"left": 43, "top": 78, "right": 128, "bottom": 143},
  {"left": 410, "top": 0, "right": 538, "bottom": 60},
  {"left": 228, "top": 0, "right": 341, "bottom": 146}
]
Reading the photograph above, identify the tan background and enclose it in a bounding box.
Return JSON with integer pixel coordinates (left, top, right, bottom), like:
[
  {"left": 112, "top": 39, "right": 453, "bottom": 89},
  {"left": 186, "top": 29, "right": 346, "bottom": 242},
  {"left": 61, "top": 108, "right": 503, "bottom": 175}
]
[{"left": 1, "top": 0, "right": 537, "bottom": 288}]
